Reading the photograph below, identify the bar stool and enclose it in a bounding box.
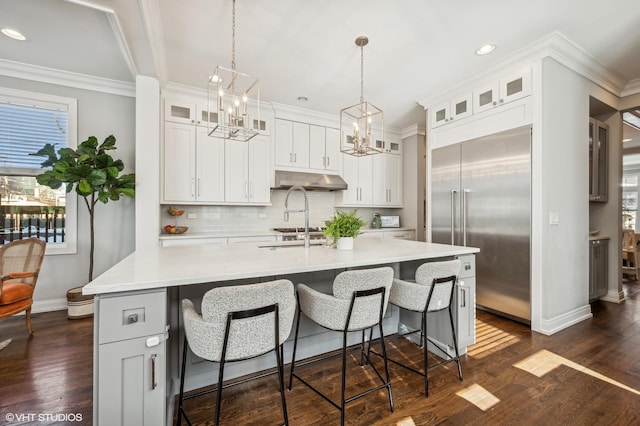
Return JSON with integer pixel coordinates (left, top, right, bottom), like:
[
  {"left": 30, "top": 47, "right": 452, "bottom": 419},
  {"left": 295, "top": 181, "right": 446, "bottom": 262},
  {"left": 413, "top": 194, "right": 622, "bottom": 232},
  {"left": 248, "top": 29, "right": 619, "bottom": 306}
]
[
  {"left": 176, "top": 279, "right": 296, "bottom": 426},
  {"left": 375, "top": 259, "right": 462, "bottom": 396},
  {"left": 288, "top": 267, "right": 394, "bottom": 426}
]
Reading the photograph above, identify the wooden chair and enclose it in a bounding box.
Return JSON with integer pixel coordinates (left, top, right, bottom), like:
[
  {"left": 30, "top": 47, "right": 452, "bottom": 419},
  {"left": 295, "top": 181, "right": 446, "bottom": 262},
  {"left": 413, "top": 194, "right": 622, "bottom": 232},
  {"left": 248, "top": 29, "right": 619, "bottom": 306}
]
[
  {"left": 622, "top": 229, "right": 640, "bottom": 281},
  {"left": 0, "top": 238, "right": 46, "bottom": 335}
]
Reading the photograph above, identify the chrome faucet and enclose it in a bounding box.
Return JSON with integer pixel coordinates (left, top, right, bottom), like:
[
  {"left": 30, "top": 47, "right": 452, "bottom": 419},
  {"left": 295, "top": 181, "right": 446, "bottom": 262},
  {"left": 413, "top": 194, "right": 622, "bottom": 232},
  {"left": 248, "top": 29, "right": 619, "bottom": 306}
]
[{"left": 284, "top": 185, "right": 309, "bottom": 248}]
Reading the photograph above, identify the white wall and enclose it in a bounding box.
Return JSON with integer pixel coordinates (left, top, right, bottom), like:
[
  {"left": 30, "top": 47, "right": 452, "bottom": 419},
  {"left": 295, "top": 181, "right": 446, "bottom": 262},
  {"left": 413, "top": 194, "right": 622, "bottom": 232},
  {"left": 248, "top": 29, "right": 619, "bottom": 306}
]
[
  {"left": 0, "top": 75, "right": 136, "bottom": 310},
  {"left": 534, "top": 58, "right": 594, "bottom": 332}
]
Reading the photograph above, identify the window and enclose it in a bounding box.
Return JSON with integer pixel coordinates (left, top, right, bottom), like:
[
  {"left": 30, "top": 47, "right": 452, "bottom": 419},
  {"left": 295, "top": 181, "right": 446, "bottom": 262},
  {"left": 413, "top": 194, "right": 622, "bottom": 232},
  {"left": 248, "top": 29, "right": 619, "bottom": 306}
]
[{"left": 0, "top": 87, "right": 77, "bottom": 254}]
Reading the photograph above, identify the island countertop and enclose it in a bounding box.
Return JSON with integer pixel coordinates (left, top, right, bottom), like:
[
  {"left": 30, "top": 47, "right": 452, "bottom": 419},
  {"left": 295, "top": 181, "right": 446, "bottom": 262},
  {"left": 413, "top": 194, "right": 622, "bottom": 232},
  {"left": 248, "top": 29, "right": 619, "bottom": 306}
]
[{"left": 83, "top": 238, "right": 479, "bottom": 295}]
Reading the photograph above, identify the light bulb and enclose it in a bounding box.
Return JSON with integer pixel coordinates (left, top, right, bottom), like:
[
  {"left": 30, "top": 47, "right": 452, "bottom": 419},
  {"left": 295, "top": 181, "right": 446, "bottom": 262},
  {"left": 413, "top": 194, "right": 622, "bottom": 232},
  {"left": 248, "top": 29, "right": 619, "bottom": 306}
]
[{"left": 242, "top": 94, "right": 248, "bottom": 103}]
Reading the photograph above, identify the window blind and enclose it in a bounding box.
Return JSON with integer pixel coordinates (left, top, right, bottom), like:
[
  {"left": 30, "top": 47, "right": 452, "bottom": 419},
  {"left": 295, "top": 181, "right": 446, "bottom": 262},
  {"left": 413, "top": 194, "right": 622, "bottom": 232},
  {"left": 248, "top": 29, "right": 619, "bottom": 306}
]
[{"left": 0, "top": 102, "right": 68, "bottom": 173}]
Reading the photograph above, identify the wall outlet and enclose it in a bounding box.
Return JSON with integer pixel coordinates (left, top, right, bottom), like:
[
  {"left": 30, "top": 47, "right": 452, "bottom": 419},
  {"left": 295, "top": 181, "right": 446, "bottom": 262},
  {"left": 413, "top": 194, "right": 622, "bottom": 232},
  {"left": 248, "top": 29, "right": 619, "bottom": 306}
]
[
  {"left": 187, "top": 213, "right": 197, "bottom": 219},
  {"left": 258, "top": 213, "right": 267, "bottom": 219}
]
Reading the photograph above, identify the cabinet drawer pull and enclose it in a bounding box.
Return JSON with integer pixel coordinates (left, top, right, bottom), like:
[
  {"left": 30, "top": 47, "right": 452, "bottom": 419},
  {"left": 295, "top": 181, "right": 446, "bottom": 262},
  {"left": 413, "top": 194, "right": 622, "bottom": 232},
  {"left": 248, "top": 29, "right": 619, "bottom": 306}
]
[
  {"left": 460, "top": 288, "right": 466, "bottom": 308},
  {"left": 151, "top": 353, "right": 157, "bottom": 390},
  {"left": 127, "top": 313, "right": 138, "bottom": 324}
]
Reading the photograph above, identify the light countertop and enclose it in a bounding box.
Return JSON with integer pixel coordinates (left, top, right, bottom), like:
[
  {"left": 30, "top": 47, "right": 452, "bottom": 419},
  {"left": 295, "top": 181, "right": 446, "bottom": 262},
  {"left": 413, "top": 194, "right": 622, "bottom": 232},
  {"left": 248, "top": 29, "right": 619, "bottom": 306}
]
[{"left": 84, "top": 238, "right": 478, "bottom": 295}]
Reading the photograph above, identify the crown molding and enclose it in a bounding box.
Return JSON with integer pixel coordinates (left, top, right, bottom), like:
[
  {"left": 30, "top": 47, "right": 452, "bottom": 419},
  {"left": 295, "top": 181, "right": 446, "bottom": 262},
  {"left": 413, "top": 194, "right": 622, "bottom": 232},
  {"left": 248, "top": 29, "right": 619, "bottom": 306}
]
[
  {"left": 402, "top": 124, "right": 426, "bottom": 139},
  {"left": 418, "top": 31, "right": 627, "bottom": 107},
  {"left": 622, "top": 78, "right": 640, "bottom": 97},
  {"left": 0, "top": 59, "right": 135, "bottom": 97}
]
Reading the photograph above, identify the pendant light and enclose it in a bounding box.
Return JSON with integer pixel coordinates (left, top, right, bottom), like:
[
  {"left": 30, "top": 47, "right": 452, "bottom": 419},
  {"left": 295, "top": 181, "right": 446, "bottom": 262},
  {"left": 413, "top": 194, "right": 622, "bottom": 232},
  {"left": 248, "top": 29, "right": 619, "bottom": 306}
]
[
  {"left": 340, "top": 36, "right": 384, "bottom": 156},
  {"left": 207, "top": 0, "right": 260, "bottom": 142}
]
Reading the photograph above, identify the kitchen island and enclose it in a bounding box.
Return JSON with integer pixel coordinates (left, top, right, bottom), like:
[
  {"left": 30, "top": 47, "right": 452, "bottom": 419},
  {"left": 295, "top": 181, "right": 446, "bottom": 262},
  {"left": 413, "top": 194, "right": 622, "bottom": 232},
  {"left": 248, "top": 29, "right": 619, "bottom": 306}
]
[{"left": 85, "top": 238, "right": 478, "bottom": 426}]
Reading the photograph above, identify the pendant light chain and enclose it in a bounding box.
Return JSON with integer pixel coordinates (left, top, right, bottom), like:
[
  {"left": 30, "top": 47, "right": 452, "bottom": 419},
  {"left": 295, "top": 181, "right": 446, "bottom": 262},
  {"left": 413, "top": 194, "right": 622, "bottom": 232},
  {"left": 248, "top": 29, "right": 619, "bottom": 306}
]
[
  {"left": 360, "top": 43, "right": 364, "bottom": 104},
  {"left": 231, "top": 0, "right": 236, "bottom": 71}
]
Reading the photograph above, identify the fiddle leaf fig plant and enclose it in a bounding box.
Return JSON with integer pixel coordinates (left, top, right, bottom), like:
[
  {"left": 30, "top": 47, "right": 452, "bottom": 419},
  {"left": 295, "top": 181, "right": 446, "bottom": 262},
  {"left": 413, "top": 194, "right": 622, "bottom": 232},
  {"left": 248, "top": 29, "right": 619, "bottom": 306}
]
[
  {"left": 323, "top": 209, "right": 367, "bottom": 244},
  {"left": 31, "top": 135, "right": 135, "bottom": 282}
]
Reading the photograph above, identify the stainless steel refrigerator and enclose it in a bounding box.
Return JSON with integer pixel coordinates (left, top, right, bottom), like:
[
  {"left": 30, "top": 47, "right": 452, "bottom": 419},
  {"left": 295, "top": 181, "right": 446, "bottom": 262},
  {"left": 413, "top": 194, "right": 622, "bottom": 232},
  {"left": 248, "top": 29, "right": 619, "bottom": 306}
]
[{"left": 431, "top": 125, "right": 531, "bottom": 323}]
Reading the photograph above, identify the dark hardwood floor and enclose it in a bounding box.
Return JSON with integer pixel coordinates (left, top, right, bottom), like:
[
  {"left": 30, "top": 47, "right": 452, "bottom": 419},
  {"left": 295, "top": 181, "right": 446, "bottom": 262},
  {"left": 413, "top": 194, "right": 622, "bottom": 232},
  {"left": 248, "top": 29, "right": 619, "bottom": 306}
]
[{"left": 1, "top": 281, "right": 640, "bottom": 425}]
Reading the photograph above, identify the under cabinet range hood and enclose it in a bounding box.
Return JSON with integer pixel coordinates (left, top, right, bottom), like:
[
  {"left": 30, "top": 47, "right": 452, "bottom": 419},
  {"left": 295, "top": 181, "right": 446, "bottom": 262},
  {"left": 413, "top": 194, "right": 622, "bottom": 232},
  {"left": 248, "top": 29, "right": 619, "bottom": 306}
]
[{"left": 272, "top": 171, "right": 348, "bottom": 191}]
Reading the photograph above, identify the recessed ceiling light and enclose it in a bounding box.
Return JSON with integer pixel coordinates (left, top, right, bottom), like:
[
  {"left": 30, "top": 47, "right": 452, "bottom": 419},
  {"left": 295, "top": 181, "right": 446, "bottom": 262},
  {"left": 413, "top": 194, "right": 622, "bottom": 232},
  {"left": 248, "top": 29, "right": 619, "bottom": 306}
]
[
  {"left": 1, "top": 28, "right": 28, "bottom": 41},
  {"left": 475, "top": 43, "right": 496, "bottom": 56},
  {"left": 297, "top": 96, "right": 308, "bottom": 103}
]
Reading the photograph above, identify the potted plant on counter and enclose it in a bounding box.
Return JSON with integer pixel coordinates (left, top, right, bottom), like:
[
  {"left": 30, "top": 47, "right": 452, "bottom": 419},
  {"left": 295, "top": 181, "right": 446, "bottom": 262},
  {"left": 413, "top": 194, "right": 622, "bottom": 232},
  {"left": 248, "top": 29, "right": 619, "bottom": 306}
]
[{"left": 323, "top": 209, "right": 367, "bottom": 250}]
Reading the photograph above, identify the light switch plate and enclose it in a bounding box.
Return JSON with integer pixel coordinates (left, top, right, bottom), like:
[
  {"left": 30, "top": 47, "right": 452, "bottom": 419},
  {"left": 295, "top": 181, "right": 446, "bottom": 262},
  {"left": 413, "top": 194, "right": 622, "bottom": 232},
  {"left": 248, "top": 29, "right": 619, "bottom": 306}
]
[{"left": 549, "top": 211, "right": 559, "bottom": 225}]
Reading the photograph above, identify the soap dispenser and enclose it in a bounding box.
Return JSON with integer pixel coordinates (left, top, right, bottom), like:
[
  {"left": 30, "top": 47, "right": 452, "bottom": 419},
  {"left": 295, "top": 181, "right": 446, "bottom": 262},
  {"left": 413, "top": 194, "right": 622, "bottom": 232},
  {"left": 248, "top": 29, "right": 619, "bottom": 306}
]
[{"left": 372, "top": 213, "right": 382, "bottom": 229}]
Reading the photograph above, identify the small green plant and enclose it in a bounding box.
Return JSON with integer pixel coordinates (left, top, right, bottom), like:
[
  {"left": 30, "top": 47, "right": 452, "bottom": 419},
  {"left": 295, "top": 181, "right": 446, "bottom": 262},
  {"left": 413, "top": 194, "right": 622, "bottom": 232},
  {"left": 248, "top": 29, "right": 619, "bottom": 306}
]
[{"left": 323, "top": 210, "right": 366, "bottom": 243}]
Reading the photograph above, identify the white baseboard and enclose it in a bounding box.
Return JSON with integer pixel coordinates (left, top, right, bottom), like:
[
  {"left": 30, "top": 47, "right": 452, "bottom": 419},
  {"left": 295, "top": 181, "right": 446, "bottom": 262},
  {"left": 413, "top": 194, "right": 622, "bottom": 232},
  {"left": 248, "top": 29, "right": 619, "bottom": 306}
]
[
  {"left": 16, "top": 298, "right": 69, "bottom": 314},
  {"left": 538, "top": 304, "right": 593, "bottom": 336},
  {"left": 600, "top": 290, "right": 625, "bottom": 304}
]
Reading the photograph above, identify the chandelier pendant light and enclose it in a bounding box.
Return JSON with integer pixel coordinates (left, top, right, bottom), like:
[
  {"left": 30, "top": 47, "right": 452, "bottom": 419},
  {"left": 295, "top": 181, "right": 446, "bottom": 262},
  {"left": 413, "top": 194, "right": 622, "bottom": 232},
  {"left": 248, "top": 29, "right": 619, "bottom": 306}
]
[
  {"left": 340, "top": 36, "right": 384, "bottom": 156},
  {"left": 207, "top": 0, "right": 260, "bottom": 142}
]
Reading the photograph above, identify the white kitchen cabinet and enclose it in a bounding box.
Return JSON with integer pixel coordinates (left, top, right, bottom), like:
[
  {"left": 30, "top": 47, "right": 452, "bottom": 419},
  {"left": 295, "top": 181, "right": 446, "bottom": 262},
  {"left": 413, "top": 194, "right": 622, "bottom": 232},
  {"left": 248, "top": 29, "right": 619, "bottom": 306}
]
[
  {"left": 161, "top": 237, "right": 227, "bottom": 247},
  {"left": 95, "top": 289, "right": 167, "bottom": 426},
  {"left": 225, "top": 135, "right": 271, "bottom": 204},
  {"left": 164, "top": 95, "right": 217, "bottom": 127},
  {"left": 473, "top": 68, "right": 531, "bottom": 114},
  {"left": 372, "top": 154, "right": 403, "bottom": 207},
  {"left": 382, "top": 229, "right": 415, "bottom": 240},
  {"left": 309, "top": 125, "right": 341, "bottom": 172},
  {"left": 431, "top": 93, "right": 473, "bottom": 128},
  {"left": 274, "top": 119, "right": 310, "bottom": 168},
  {"left": 227, "top": 235, "right": 277, "bottom": 244},
  {"left": 339, "top": 153, "right": 373, "bottom": 205},
  {"left": 324, "top": 127, "right": 341, "bottom": 172},
  {"left": 249, "top": 112, "right": 270, "bottom": 136},
  {"left": 374, "top": 138, "right": 402, "bottom": 155},
  {"left": 360, "top": 229, "right": 416, "bottom": 240},
  {"left": 162, "top": 123, "right": 225, "bottom": 203}
]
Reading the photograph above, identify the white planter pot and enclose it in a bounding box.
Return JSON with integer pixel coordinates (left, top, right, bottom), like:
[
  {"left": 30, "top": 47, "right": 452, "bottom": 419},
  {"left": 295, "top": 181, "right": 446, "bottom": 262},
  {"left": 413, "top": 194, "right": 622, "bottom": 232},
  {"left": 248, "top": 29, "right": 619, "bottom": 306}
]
[{"left": 336, "top": 237, "right": 354, "bottom": 250}]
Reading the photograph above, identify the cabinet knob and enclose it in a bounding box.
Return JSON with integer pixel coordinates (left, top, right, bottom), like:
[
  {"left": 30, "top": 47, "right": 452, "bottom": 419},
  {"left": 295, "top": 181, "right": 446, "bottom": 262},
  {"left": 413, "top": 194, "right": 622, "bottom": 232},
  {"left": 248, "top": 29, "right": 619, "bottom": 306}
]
[{"left": 127, "top": 313, "right": 138, "bottom": 324}]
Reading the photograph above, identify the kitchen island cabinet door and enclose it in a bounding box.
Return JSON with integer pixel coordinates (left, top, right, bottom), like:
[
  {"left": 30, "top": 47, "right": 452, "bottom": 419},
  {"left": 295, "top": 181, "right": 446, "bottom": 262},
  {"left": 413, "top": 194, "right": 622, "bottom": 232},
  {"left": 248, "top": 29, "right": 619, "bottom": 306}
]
[{"left": 97, "top": 335, "right": 166, "bottom": 426}]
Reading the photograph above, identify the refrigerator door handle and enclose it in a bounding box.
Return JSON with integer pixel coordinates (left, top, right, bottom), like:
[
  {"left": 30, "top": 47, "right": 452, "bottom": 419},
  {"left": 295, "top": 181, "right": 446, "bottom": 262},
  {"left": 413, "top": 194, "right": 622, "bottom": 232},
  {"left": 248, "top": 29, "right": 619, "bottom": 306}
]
[
  {"left": 462, "top": 188, "right": 470, "bottom": 246},
  {"left": 450, "top": 190, "right": 457, "bottom": 245}
]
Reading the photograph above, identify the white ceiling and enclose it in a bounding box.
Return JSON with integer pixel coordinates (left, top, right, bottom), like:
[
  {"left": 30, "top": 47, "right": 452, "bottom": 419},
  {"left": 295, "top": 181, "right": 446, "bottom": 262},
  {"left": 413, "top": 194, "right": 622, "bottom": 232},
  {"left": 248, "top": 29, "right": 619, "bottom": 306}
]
[{"left": 2, "top": 0, "right": 640, "bottom": 131}]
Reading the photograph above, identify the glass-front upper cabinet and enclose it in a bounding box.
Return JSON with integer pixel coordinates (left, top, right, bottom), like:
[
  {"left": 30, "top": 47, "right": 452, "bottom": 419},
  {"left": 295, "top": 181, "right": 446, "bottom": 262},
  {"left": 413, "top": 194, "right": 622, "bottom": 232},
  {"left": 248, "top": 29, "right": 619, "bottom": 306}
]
[{"left": 589, "top": 118, "right": 608, "bottom": 202}]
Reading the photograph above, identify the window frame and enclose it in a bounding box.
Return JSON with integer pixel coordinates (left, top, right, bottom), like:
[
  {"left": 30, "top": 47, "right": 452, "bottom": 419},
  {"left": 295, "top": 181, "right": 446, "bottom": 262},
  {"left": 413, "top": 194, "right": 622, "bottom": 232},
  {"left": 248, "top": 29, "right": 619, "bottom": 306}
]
[{"left": 0, "top": 87, "right": 77, "bottom": 255}]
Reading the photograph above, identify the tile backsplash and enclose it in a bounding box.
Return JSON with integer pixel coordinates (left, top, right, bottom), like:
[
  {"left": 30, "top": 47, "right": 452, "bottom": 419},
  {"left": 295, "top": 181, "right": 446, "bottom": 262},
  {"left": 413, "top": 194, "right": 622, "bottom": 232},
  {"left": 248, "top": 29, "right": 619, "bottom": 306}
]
[{"left": 160, "top": 190, "right": 400, "bottom": 232}]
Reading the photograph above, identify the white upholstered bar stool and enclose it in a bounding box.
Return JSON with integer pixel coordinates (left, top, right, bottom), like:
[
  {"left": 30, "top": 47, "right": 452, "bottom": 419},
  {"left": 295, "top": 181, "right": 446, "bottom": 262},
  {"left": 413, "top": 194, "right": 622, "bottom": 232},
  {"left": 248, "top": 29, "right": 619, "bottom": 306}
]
[
  {"left": 176, "top": 279, "right": 296, "bottom": 426},
  {"left": 288, "top": 267, "right": 394, "bottom": 426},
  {"left": 382, "top": 259, "right": 463, "bottom": 396}
]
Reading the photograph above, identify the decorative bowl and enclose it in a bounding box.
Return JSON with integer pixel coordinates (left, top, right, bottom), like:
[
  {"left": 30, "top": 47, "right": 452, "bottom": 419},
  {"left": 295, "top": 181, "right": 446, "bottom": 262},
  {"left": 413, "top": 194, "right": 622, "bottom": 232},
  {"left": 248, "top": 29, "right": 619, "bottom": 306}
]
[
  {"left": 163, "top": 225, "right": 188, "bottom": 234},
  {"left": 167, "top": 207, "right": 185, "bottom": 216}
]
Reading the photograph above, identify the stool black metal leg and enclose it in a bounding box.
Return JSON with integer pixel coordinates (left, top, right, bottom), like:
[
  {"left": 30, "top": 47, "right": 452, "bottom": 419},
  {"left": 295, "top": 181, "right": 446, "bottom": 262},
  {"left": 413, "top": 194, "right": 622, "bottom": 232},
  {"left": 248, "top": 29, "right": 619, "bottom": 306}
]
[
  {"left": 422, "top": 309, "right": 429, "bottom": 397},
  {"left": 288, "top": 299, "right": 302, "bottom": 391},
  {"left": 448, "top": 305, "right": 463, "bottom": 381},
  {"left": 176, "top": 337, "right": 189, "bottom": 426},
  {"left": 378, "top": 320, "right": 394, "bottom": 412},
  {"left": 275, "top": 342, "right": 289, "bottom": 425},
  {"left": 340, "top": 329, "right": 348, "bottom": 426}
]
